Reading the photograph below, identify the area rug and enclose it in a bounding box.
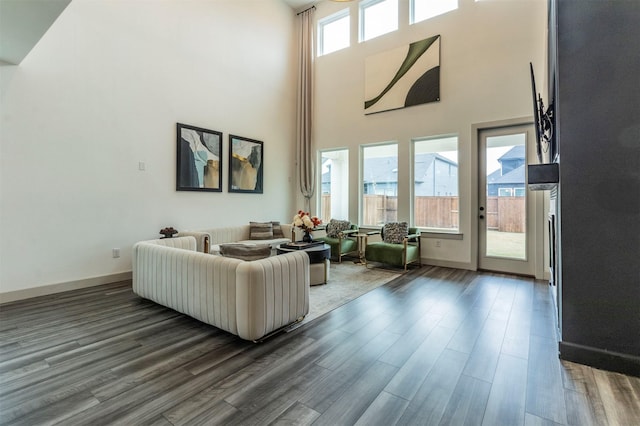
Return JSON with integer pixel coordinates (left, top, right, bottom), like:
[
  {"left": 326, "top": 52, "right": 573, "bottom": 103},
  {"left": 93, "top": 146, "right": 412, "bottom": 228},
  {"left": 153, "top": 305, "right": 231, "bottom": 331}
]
[{"left": 289, "top": 260, "right": 402, "bottom": 330}]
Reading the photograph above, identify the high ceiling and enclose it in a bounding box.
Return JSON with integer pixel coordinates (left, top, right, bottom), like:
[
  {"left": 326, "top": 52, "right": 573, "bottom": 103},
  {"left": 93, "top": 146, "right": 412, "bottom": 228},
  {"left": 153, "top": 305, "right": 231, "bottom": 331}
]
[
  {"left": 0, "top": 0, "right": 72, "bottom": 65},
  {"left": 283, "top": 0, "right": 317, "bottom": 10},
  {"left": 0, "top": 0, "right": 316, "bottom": 66}
]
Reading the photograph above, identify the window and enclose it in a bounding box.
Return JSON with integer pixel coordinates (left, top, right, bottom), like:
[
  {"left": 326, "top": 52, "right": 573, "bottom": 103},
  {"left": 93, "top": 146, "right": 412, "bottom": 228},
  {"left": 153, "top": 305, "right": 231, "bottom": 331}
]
[
  {"left": 498, "top": 188, "right": 514, "bottom": 197},
  {"left": 497, "top": 187, "right": 526, "bottom": 197},
  {"left": 318, "top": 10, "right": 350, "bottom": 56},
  {"left": 360, "top": 0, "right": 398, "bottom": 42},
  {"left": 411, "top": 0, "right": 458, "bottom": 24},
  {"left": 319, "top": 149, "right": 349, "bottom": 222},
  {"left": 362, "top": 143, "right": 398, "bottom": 226},
  {"left": 413, "top": 136, "right": 459, "bottom": 231}
]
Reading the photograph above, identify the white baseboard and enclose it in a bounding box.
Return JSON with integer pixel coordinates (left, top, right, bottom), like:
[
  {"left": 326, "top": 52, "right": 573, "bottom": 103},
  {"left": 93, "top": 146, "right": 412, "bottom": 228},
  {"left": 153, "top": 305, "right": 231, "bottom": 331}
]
[
  {"left": 0, "top": 271, "right": 133, "bottom": 304},
  {"left": 423, "top": 258, "right": 476, "bottom": 271}
]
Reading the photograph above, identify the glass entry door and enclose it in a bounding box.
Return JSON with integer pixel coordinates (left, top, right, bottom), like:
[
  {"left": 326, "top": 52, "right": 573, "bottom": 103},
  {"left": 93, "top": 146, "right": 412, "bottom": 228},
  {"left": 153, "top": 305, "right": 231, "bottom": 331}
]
[{"left": 478, "top": 125, "right": 535, "bottom": 276}]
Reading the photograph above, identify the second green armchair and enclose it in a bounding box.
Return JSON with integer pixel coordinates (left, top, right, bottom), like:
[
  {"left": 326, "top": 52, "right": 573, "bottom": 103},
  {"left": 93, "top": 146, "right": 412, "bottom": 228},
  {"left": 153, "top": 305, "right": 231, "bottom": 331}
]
[
  {"left": 364, "top": 222, "right": 421, "bottom": 271},
  {"left": 316, "top": 219, "right": 358, "bottom": 263}
]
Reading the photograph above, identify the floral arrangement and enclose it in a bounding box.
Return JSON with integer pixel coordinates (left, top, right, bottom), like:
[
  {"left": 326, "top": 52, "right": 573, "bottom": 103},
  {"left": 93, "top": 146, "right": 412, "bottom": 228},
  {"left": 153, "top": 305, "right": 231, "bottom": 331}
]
[{"left": 292, "top": 210, "right": 322, "bottom": 232}]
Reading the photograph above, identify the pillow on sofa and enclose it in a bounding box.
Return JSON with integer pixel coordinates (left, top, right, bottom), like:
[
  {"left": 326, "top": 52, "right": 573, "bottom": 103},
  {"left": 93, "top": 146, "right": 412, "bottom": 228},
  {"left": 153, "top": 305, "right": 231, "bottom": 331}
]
[
  {"left": 220, "top": 243, "right": 271, "bottom": 261},
  {"left": 383, "top": 222, "right": 408, "bottom": 244},
  {"left": 249, "top": 222, "right": 273, "bottom": 240},
  {"left": 326, "top": 219, "right": 351, "bottom": 238},
  {"left": 271, "top": 221, "right": 285, "bottom": 238}
]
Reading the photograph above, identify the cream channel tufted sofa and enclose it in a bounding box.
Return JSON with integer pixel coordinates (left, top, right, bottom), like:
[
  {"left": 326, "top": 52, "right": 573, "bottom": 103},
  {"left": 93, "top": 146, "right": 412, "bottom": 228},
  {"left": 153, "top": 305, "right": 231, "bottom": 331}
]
[
  {"left": 177, "top": 223, "right": 295, "bottom": 255},
  {"left": 178, "top": 223, "right": 329, "bottom": 285},
  {"left": 132, "top": 236, "right": 310, "bottom": 341}
]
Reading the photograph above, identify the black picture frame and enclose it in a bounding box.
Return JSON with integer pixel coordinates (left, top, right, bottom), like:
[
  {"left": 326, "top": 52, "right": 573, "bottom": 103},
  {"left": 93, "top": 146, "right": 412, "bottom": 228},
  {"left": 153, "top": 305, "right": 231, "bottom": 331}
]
[
  {"left": 176, "top": 123, "right": 223, "bottom": 192},
  {"left": 228, "top": 134, "right": 263, "bottom": 194}
]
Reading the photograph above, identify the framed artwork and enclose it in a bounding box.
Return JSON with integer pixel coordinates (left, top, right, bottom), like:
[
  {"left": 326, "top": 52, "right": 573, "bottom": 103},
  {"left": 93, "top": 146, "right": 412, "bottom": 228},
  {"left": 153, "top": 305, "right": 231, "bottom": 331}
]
[
  {"left": 229, "top": 134, "right": 263, "bottom": 193},
  {"left": 364, "top": 34, "right": 441, "bottom": 115},
  {"left": 176, "top": 123, "right": 223, "bottom": 192}
]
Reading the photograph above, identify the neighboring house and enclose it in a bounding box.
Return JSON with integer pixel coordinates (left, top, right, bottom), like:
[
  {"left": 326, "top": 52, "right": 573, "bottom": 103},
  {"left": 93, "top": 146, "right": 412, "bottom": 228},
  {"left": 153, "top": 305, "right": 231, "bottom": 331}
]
[
  {"left": 320, "top": 160, "right": 335, "bottom": 195},
  {"left": 414, "top": 153, "right": 458, "bottom": 196},
  {"left": 487, "top": 145, "right": 526, "bottom": 197},
  {"left": 323, "top": 154, "right": 458, "bottom": 196},
  {"left": 361, "top": 156, "right": 400, "bottom": 196}
]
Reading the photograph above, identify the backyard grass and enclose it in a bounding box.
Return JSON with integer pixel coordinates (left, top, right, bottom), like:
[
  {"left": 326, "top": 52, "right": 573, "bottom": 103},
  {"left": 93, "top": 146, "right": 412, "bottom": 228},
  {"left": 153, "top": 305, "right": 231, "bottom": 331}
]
[{"left": 486, "top": 230, "right": 526, "bottom": 259}]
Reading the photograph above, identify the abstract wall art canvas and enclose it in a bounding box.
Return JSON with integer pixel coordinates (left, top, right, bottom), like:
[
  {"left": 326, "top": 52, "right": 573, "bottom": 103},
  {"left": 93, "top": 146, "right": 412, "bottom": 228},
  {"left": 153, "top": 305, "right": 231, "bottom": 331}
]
[
  {"left": 364, "top": 35, "right": 441, "bottom": 115},
  {"left": 229, "top": 134, "right": 263, "bottom": 194},
  {"left": 176, "top": 123, "right": 223, "bottom": 192}
]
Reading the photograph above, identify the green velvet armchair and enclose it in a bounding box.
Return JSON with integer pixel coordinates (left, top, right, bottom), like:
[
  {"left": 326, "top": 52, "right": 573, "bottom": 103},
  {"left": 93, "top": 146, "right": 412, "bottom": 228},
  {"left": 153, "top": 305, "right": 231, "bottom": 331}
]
[
  {"left": 364, "top": 224, "right": 421, "bottom": 271},
  {"left": 316, "top": 220, "right": 359, "bottom": 263}
]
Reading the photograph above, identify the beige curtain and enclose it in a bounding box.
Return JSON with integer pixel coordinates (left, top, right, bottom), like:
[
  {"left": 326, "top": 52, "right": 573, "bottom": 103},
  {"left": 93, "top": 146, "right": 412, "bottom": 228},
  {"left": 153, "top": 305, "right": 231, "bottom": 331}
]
[{"left": 296, "top": 7, "right": 315, "bottom": 212}]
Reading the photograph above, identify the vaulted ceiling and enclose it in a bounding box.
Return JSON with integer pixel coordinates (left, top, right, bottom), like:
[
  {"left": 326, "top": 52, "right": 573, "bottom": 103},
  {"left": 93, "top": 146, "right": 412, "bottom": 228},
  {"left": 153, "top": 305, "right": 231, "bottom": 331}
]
[
  {"left": 0, "top": 0, "right": 72, "bottom": 65},
  {"left": 283, "top": 0, "right": 316, "bottom": 9},
  {"left": 0, "top": 0, "right": 316, "bottom": 66}
]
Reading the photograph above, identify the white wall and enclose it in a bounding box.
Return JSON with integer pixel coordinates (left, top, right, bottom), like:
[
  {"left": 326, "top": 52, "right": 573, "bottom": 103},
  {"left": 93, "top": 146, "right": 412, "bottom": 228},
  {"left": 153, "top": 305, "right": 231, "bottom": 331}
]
[
  {"left": 0, "top": 0, "right": 298, "bottom": 296},
  {"left": 312, "top": 0, "right": 547, "bottom": 269}
]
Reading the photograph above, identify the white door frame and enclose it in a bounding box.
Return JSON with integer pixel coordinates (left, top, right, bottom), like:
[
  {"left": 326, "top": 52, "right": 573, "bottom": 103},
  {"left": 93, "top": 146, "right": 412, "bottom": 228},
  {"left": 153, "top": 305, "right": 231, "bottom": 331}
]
[{"left": 471, "top": 117, "right": 546, "bottom": 279}]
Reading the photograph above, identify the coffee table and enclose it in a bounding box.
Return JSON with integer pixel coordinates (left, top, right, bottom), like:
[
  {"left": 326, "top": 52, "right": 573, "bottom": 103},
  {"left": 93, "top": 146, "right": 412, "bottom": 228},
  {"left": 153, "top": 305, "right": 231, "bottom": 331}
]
[{"left": 276, "top": 243, "right": 330, "bottom": 285}]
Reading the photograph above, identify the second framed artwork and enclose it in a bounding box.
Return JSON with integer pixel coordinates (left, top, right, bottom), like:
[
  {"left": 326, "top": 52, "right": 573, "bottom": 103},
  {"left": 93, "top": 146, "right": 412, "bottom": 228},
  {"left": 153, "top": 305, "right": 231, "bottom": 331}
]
[{"left": 229, "top": 134, "right": 263, "bottom": 193}]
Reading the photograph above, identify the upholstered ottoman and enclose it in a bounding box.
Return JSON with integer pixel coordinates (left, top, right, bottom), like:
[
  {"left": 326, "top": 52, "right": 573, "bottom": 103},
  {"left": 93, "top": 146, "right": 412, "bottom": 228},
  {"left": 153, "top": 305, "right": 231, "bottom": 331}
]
[
  {"left": 276, "top": 243, "right": 330, "bottom": 285},
  {"left": 309, "top": 259, "right": 330, "bottom": 286}
]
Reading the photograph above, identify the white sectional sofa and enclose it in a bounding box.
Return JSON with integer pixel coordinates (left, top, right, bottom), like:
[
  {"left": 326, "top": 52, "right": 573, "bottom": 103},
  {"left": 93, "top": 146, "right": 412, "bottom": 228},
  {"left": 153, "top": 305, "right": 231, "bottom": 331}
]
[
  {"left": 132, "top": 236, "right": 310, "bottom": 341},
  {"left": 177, "top": 222, "right": 329, "bottom": 285},
  {"left": 177, "top": 222, "right": 295, "bottom": 255}
]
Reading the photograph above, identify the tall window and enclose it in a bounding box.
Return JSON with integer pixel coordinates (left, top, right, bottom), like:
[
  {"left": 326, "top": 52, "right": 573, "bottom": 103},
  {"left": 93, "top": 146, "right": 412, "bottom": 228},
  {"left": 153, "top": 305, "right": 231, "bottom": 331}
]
[
  {"left": 411, "top": 0, "right": 458, "bottom": 24},
  {"left": 318, "top": 9, "right": 350, "bottom": 56},
  {"left": 319, "top": 149, "right": 349, "bottom": 222},
  {"left": 360, "top": 0, "right": 398, "bottom": 42},
  {"left": 362, "top": 143, "right": 398, "bottom": 226},
  {"left": 413, "top": 136, "right": 459, "bottom": 231}
]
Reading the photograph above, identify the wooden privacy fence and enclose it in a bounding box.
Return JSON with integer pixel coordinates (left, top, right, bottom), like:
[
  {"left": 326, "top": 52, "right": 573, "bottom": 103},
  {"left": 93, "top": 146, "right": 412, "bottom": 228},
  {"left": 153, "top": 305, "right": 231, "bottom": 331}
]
[
  {"left": 320, "top": 196, "right": 331, "bottom": 224},
  {"left": 323, "top": 195, "right": 458, "bottom": 228},
  {"left": 414, "top": 196, "right": 459, "bottom": 229},
  {"left": 322, "top": 195, "right": 524, "bottom": 232},
  {"left": 362, "top": 195, "right": 398, "bottom": 225},
  {"left": 486, "top": 196, "right": 525, "bottom": 232},
  {"left": 320, "top": 195, "right": 397, "bottom": 224}
]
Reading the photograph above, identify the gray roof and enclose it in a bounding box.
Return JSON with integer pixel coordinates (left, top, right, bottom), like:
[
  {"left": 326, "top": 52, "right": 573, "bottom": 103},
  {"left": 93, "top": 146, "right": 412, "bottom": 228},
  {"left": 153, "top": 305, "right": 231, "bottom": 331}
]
[
  {"left": 362, "top": 156, "right": 399, "bottom": 184},
  {"left": 341, "top": 153, "right": 457, "bottom": 184},
  {"left": 414, "top": 153, "right": 437, "bottom": 183},
  {"left": 487, "top": 164, "right": 526, "bottom": 185},
  {"left": 499, "top": 145, "right": 526, "bottom": 161}
]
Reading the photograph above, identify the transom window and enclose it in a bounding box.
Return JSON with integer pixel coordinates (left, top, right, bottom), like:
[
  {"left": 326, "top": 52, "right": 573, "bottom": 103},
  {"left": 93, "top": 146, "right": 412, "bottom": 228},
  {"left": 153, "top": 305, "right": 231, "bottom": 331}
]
[
  {"left": 360, "top": 0, "right": 398, "bottom": 42},
  {"left": 411, "top": 0, "right": 458, "bottom": 24},
  {"left": 318, "top": 9, "right": 350, "bottom": 56}
]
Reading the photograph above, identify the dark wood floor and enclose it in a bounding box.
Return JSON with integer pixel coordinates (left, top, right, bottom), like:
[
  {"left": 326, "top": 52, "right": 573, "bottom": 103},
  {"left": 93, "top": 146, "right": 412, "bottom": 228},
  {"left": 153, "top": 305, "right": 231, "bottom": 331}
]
[{"left": 1, "top": 266, "right": 639, "bottom": 426}]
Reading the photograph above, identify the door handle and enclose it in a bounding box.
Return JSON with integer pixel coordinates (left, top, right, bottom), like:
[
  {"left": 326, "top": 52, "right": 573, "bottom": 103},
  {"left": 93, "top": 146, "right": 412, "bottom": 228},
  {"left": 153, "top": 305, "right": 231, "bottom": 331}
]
[
  {"left": 479, "top": 215, "right": 485, "bottom": 219},
  {"left": 479, "top": 206, "right": 485, "bottom": 211}
]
